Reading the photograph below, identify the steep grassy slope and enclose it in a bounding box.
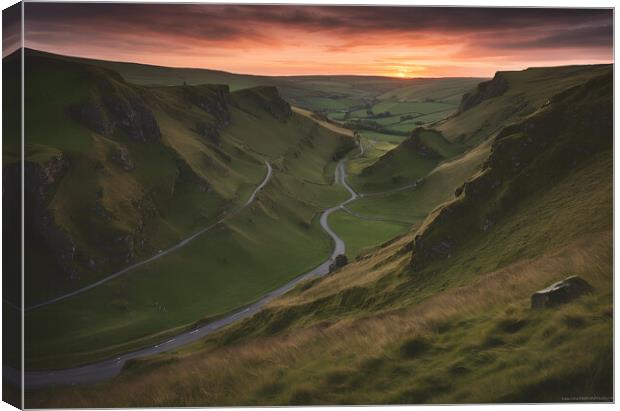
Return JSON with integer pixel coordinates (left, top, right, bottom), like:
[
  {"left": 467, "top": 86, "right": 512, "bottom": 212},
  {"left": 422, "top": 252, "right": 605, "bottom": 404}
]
[
  {"left": 437, "top": 64, "right": 610, "bottom": 145},
  {"left": 347, "top": 64, "right": 611, "bottom": 224},
  {"left": 26, "top": 64, "right": 612, "bottom": 406},
  {"left": 20, "top": 51, "right": 356, "bottom": 368},
  {"left": 411, "top": 69, "right": 612, "bottom": 273},
  {"left": 348, "top": 128, "right": 467, "bottom": 192},
  {"left": 349, "top": 140, "right": 490, "bottom": 223},
  {"left": 22, "top": 50, "right": 269, "bottom": 305},
  {"left": 28, "top": 49, "right": 481, "bottom": 136}
]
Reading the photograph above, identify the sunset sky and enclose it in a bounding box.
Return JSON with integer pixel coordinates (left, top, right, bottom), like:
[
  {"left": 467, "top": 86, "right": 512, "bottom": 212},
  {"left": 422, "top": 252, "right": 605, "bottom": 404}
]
[{"left": 19, "top": 4, "right": 614, "bottom": 77}]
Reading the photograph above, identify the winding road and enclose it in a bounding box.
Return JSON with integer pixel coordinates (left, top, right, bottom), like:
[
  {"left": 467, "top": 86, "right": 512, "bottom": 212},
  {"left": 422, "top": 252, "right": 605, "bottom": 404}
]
[
  {"left": 16, "top": 145, "right": 364, "bottom": 390},
  {"left": 26, "top": 161, "right": 273, "bottom": 311}
]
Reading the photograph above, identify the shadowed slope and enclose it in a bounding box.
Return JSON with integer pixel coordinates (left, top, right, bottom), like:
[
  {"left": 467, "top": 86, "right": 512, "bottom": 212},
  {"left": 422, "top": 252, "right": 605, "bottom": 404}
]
[
  {"left": 18, "top": 50, "right": 358, "bottom": 369},
  {"left": 27, "top": 64, "right": 613, "bottom": 405}
]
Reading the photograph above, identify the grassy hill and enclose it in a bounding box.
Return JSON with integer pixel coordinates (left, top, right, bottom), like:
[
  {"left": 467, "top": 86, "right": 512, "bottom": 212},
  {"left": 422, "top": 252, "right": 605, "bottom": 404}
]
[
  {"left": 349, "top": 139, "right": 491, "bottom": 225},
  {"left": 15, "top": 49, "right": 359, "bottom": 368},
  {"left": 25, "top": 49, "right": 266, "bottom": 91},
  {"left": 346, "top": 63, "right": 611, "bottom": 223},
  {"left": 27, "top": 49, "right": 483, "bottom": 144},
  {"left": 347, "top": 128, "right": 467, "bottom": 193},
  {"left": 26, "top": 63, "right": 612, "bottom": 406},
  {"left": 436, "top": 64, "right": 611, "bottom": 146},
  {"left": 21, "top": 50, "right": 265, "bottom": 304}
]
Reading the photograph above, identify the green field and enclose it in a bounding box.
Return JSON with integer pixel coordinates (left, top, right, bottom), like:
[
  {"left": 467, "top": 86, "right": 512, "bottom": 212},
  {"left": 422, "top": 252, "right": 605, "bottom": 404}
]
[
  {"left": 349, "top": 141, "right": 490, "bottom": 223},
  {"left": 321, "top": 78, "right": 484, "bottom": 137},
  {"left": 359, "top": 130, "right": 406, "bottom": 144},
  {"left": 346, "top": 140, "right": 397, "bottom": 176},
  {"left": 328, "top": 210, "right": 411, "bottom": 259},
  {"left": 346, "top": 129, "right": 468, "bottom": 194},
  {"left": 344, "top": 103, "right": 455, "bottom": 137},
  {"left": 378, "top": 77, "right": 483, "bottom": 103},
  {"left": 371, "top": 100, "right": 454, "bottom": 116}
]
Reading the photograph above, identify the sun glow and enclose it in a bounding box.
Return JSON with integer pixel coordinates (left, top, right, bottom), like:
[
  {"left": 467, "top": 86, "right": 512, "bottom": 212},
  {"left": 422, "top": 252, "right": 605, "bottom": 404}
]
[
  {"left": 23, "top": 5, "right": 613, "bottom": 77},
  {"left": 390, "top": 65, "right": 420, "bottom": 79}
]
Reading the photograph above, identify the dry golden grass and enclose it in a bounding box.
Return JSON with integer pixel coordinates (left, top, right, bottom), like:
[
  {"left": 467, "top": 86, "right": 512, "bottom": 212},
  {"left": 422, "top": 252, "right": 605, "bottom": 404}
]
[
  {"left": 27, "top": 229, "right": 611, "bottom": 407},
  {"left": 292, "top": 106, "right": 354, "bottom": 137}
]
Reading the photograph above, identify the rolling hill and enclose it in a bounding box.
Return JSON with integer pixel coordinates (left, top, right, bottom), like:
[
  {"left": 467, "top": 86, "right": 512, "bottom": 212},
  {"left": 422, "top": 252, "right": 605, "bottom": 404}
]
[
  {"left": 25, "top": 63, "right": 612, "bottom": 406},
  {"left": 27, "top": 49, "right": 483, "bottom": 143}
]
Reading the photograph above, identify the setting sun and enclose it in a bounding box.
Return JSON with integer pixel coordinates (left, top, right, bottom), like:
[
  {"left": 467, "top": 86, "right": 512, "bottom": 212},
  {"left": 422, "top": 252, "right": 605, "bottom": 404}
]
[{"left": 395, "top": 69, "right": 409, "bottom": 78}]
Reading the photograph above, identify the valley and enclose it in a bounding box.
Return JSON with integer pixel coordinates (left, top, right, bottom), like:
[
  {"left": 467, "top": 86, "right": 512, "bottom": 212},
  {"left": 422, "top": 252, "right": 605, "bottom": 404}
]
[{"left": 4, "top": 49, "right": 612, "bottom": 406}]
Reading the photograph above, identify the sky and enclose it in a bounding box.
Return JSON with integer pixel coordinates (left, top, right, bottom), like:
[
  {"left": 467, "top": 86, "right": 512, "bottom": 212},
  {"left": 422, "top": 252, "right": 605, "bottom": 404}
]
[
  {"left": 2, "top": 2, "right": 21, "bottom": 57},
  {"left": 17, "top": 3, "right": 614, "bottom": 77}
]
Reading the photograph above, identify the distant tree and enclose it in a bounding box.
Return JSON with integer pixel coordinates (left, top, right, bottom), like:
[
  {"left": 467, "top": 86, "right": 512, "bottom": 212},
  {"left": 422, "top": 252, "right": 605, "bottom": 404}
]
[{"left": 374, "top": 111, "right": 391, "bottom": 118}]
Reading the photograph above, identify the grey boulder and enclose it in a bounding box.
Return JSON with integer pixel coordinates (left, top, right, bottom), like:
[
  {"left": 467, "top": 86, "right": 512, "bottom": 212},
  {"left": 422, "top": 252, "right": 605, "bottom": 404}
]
[{"left": 531, "top": 276, "right": 594, "bottom": 309}]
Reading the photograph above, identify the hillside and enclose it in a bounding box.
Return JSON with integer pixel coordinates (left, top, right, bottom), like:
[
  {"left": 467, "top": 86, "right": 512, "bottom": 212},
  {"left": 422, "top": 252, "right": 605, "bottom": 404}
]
[
  {"left": 26, "top": 64, "right": 613, "bottom": 406},
  {"left": 348, "top": 128, "right": 466, "bottom": 192},
  {"left": 347, "top": 63, "right": 611, "bottom": 224},
  {"left": 20, "top": 50, "right": 258, "bottom": 304},
  {"left": 436, "top": 64, "right": 611, "bottom": 145},
  {"left": 13, "top": 49, "right": 360, "bottom": 369},
  {"left": 27, "top": 49, "right": 482, "bottom": 144}
]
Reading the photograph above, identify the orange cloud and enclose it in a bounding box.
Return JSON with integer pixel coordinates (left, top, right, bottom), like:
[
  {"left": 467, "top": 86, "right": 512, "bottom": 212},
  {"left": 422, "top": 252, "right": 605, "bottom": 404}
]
[{"left": 23, "top": 4, "right": 613, "bottom": 77}]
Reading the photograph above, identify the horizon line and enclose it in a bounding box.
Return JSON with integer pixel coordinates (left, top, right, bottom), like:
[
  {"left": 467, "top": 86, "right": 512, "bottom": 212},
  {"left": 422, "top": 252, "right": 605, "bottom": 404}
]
[{"left": 10, "top": 46, "right": 613, "bottom": 80}]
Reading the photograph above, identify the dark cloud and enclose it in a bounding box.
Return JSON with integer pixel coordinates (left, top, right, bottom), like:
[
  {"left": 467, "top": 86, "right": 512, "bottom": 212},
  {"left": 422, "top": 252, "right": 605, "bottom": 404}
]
[
  {"left": 24, "top": 4, "right": 613, "bottom": 50},
  {"left": 522, "top": 24, "right": 613, "bottom": 49},
  {"left": 20, "top": 3, "right": 613, "bottom": 76},
  {"left": 478, "top": 24, "right": 613, "bottom": 50}
]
